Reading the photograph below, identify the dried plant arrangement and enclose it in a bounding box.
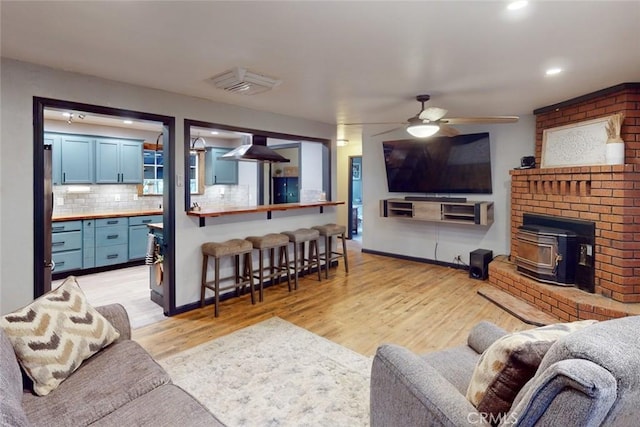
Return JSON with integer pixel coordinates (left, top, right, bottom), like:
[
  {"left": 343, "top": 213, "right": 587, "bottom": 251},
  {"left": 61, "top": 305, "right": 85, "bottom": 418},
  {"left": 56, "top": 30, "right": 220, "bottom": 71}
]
[{"left": 605, "top": 113, "right": 625, "bottom": 143}]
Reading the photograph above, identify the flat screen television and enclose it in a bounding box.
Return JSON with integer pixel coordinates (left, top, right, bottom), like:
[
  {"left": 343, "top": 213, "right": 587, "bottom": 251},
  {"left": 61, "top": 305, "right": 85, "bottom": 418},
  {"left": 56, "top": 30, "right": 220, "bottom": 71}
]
[{"left": 383, "top": 132, "right": 492, "bottom": 194}]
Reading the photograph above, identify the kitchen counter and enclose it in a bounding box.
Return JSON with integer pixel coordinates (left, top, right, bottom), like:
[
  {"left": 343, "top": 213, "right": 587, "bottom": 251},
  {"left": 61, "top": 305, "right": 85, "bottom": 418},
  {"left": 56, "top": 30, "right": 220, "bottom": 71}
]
[
  {"left": 53, "top": 209, "right": 163, "bottom": 221},
  {"left": 147, "top": 222, "right": 163, "bottom": 231},
  {"left": 187, "top": 201, "right": 344, "bottom": 227}
]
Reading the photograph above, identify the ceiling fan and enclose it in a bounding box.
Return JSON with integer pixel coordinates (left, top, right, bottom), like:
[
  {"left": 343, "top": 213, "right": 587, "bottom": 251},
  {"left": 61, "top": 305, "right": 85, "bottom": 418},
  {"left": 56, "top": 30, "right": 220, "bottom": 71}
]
[{"left": 342, "top": 94, "right": 519, "bottom": 138}]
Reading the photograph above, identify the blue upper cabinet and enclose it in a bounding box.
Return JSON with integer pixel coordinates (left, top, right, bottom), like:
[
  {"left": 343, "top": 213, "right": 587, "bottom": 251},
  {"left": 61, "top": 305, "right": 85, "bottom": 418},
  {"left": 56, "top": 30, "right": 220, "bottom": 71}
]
[
  {"left": 95, "top": 138, "right": 143, "bottom": 184},
  {"left": 205, "top": 147, "right": 238, "bottom": 185},
  {"left": 60, "top": 135, "right": 94, "bottom": 184},
  {"left": 44, "top": 133, "right": 62, "bottom": 185}
]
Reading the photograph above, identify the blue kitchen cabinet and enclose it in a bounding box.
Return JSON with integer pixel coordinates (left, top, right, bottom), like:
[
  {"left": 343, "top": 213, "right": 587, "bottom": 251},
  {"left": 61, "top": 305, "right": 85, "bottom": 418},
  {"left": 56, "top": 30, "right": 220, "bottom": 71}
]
[
  {"left": 205, "top": 147, "right": 238, "bottom": 185},
  {"left": 95, "top": 218, "right": 128, "bottom": 267},
  {"left": 44, "top": 133, "right": 62, "bottom": 185},
  {"left": 51, "top": 221, "right": 83, "bottom": 273},
  {"left": 95, "top": 138, "right": 143, "bottom": 184},
  {"left": 60, "top": 135, "right": 94, "bottom": 184},
  {"left": 83, "top": 219, "right": 95, "bottom": 268},
  {"left": 128, "top": 215, "right": 163, "bottom": 260}
]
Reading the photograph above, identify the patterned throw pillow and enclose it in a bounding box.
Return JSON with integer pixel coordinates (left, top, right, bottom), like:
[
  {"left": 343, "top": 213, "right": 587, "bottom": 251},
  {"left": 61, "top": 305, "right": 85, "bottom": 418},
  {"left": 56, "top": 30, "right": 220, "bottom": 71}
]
[
  {"left": 465, "top": 320, "right": 598, "bottom": 418},
  {"left": 0, "top": 276, "right": 120, "bottom": 396}
]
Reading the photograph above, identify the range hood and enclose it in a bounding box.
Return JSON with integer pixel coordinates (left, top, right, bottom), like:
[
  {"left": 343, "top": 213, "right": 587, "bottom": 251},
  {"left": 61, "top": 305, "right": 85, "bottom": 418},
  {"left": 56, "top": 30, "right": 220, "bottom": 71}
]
[{"left": 220, "top": 135, "right": 290, "bottom": 163}]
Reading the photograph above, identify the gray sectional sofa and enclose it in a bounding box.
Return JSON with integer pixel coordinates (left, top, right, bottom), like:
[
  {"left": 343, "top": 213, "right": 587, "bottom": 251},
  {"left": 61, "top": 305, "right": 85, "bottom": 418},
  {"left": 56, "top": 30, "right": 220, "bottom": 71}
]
[
  {"left": 371, "top": 316, "right": 640, "bottom": 426},
  {"left": 1, "top": 303, "right": 224, "bottom": 427}
]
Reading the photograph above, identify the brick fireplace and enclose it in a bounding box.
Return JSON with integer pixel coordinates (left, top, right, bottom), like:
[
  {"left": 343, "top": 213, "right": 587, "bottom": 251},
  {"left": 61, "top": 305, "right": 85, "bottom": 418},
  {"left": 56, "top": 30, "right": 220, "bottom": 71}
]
[{"left": 489, "top": 83, "right": 640, "bottom": 321}]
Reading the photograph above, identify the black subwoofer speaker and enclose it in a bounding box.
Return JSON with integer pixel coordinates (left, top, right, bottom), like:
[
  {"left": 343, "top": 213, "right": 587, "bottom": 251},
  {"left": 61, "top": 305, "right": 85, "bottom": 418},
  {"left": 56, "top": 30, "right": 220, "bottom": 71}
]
[{"left": 469, "top": 249, "right": 493, "bottom": 280}]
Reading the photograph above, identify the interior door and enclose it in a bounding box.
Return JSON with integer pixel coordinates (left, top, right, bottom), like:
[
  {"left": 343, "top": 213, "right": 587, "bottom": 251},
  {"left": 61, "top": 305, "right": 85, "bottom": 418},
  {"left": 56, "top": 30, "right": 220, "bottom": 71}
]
[{"left": 43, "top": 144, "right": 53, "bottom": 293}]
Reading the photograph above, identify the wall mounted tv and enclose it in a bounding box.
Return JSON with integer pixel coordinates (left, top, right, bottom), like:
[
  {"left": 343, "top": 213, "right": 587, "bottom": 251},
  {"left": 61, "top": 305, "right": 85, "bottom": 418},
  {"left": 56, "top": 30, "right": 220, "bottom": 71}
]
[{"left": 383, "top": 132, "right": 492, "bottom": 194}]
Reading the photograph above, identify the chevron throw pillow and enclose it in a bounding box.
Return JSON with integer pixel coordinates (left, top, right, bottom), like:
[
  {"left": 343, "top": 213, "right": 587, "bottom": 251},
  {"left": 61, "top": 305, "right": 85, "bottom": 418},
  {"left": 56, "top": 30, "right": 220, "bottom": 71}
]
[{"left": 0, "top": 276, "right": 119, "bottom": 396}]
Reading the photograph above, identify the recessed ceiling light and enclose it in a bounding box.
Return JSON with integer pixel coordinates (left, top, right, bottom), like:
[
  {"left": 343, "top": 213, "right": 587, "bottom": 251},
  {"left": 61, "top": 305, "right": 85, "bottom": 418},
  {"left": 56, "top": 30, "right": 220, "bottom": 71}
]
[
  {"left": 546, "top": 67, "right": 563, "bottom": 76},
  {"left": 123, "top": 119, "right": 133, "bottom": 125},
  {"left": 210, "top": 131, "right": 219, "bottom": 135},
  {"left": 507, "top": 1, "right": 528, "bottom": 11},
  {"left": 62, "top": 112, "right": 72, "bottom": 117}
]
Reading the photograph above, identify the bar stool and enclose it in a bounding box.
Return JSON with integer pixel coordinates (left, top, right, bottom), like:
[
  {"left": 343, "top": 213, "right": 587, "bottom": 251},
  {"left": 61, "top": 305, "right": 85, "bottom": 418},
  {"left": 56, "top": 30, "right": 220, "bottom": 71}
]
[
  {"left": 245, "top": 233, "right": 292, "bottom": 302},
  {"left": 312, "top": 223, "right": 349, "bottom": 278},
  {"left": 282, "top": 228, "right": 322, "bottom": 290},
  {"left": 201, "top": 239, "right": 254, "bottom": 317}
]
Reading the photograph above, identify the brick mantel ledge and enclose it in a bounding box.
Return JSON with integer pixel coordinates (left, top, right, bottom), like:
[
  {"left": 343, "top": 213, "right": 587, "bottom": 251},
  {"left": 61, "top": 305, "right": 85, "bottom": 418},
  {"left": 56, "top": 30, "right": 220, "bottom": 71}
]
[
  {"left": 489, "top": 256, "right": 640, "bottom": 321},
  {"left": 510, "top": 163, "right": 637, "bottom": 176}
]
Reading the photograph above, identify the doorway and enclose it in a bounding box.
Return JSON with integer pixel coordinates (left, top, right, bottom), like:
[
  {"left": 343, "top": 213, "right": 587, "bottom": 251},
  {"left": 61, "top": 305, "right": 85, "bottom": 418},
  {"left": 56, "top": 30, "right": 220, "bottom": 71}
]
[
  {"left": 33, "top": 97, "right": 177, "bottom": 321},
  {"left": 348, "top": 156, "right": 363, "bottom": 241}
]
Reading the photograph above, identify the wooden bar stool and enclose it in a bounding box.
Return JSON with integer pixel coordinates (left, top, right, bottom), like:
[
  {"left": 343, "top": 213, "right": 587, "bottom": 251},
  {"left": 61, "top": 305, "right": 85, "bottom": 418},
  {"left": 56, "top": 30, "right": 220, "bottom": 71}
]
[
  {"left": 282, "top": 228, "right": 322, "bottom": 290},
  {"left": 200, "top": 239, "right": 254, "bottom": 317},
  {"left": 245, "top": 233, "right": 292, "bottom": 302},
  {"left": 312, "top": 223, "right": 349, "bottom": 278}
]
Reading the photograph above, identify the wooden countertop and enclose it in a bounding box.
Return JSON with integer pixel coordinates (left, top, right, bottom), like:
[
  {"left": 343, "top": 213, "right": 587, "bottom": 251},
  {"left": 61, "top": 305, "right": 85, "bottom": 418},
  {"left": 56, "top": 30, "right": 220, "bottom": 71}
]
[
  {"left": 53, "top": 209, "right": 163, "bottom": 222},
  {"left": 187, "top": 201, "right": 344, "bottom": 227},
  {"left": 147, "top": 223, "right": 163, "bottom": 231}
]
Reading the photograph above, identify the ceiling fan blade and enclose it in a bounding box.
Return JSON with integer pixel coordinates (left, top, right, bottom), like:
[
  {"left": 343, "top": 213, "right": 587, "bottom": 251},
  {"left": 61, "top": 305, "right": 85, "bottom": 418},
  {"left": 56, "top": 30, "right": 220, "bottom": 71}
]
[
  {"left": 419, "top": 107, "right": 448, "bottom": 121},
  {"left": 371, "top": 126, "right": 403, "bottom": 137},
  {"left": 442, "top": 116, "right": 519, "bottom": 125},
  {"left": 438, "top": 123, "right": 460, "bottom": 137},
  {"left": 341, "top": 121, "right": 406, "bottom": 126}
]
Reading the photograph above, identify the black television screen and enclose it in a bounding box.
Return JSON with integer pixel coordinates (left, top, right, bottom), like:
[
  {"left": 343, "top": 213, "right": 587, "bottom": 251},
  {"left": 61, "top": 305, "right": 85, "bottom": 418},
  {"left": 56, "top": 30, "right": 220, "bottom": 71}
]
[{"left": 383, "top": 132, "right": 492, "bottom": 194}]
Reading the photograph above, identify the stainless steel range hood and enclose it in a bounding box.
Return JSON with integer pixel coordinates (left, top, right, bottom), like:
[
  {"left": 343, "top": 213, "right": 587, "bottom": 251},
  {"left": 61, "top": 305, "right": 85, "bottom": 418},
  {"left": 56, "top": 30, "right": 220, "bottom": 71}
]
[{"left": 220, "top": 135, "right": 290, "bottom": 163}]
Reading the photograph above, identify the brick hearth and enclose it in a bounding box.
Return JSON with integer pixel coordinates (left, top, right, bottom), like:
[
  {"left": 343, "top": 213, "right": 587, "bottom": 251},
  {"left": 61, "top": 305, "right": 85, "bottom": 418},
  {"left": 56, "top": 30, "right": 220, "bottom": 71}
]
[{"left": 488, "top": 83, "right": 640, "bottom": 320}]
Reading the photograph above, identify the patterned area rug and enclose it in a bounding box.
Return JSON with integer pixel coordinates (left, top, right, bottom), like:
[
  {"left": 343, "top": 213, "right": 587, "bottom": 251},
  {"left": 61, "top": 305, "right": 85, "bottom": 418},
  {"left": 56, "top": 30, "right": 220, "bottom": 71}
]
[{"left": 159, "top": 317, "right": 372, "bottom": 426}]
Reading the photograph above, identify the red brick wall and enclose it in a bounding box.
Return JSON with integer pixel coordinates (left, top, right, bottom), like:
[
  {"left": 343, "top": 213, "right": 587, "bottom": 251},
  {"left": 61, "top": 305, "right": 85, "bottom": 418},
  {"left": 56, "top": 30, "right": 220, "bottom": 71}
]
[
  {"left": 510, "top": 84, "right": 640, "bottom": 303},
  {"left": 534, "top": 85, "right": 640, "bottom": 167}
]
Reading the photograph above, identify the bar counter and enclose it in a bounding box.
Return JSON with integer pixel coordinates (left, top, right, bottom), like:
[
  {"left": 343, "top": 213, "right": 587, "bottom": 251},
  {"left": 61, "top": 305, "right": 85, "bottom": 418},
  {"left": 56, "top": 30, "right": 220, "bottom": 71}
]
[{"left": 186, "top": 201, "right": 344, "bottom": 227}]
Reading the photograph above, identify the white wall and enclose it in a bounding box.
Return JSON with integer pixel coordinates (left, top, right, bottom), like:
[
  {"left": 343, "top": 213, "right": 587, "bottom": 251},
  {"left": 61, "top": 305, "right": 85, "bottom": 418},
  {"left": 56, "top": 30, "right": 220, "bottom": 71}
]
[
  {"left": 361, "top": 117, "right": 535, "bottom": 264},
  {"left": 0, "top": 58, "right": 336, "bottom": 314},
  {"left": 300, "top": 141, "right": 325, "bottom": 200}
]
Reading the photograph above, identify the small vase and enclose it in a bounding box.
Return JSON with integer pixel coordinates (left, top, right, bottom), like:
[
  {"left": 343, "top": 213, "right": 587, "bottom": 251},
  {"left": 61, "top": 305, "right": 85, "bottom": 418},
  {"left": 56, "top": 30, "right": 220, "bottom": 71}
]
[{"left": 605, "top": 139, "right": 625, "bottom": 165}]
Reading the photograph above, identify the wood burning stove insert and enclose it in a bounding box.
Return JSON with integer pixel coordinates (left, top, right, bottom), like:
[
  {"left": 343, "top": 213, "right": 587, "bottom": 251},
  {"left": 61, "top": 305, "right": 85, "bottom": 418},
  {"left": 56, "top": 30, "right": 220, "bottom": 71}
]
[{"left": 515, "top": 214, "right": 595, "bottom": 293}]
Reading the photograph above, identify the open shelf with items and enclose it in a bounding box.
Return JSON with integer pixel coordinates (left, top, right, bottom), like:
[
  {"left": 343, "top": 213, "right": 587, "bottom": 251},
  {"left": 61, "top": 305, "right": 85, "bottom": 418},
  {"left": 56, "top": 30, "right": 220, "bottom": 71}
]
[{"left": 380, "top": 198, "right": 494, "bottom": 226}]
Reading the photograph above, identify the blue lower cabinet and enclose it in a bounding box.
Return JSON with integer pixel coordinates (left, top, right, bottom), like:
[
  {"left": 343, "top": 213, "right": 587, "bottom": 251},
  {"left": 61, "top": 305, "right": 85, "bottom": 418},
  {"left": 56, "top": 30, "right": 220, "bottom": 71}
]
[
  {"left": 51, "top": 221, "right": 83, "bottom": 273},
  {"left": 95, "top": 245, "right": 129, "bottom": 266},
  {"left": 128, "top": 225, "right": 150, "bottom": 260},
  {"left": 82, "top": 220, "right": 95, "bottom": 268},
  {"left": 95, "top": 218, "right": 129, "bottom": 267},
  {"left": 52, "top": 250, "right": 83, "bottom": 273},
  {"left": 128, "top": 215, "right": 162, "bottom": 260}
]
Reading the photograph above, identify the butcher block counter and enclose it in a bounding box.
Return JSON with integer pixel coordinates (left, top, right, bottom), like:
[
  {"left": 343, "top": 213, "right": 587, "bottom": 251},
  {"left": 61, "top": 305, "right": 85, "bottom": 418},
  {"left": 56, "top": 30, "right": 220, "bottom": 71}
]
[
  {"left": 52, "top": 209, "right": 163, "bottom": 222},
  {"left": 186, "top": 201, "right": 344, "bottom": 227}
]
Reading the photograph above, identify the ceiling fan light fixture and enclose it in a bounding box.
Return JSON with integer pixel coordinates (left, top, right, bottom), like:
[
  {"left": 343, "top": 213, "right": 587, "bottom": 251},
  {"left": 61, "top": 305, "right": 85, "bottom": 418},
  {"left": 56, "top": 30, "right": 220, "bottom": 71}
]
[{"left": 407, "top": 123, "right": 439, "bottom": 138}]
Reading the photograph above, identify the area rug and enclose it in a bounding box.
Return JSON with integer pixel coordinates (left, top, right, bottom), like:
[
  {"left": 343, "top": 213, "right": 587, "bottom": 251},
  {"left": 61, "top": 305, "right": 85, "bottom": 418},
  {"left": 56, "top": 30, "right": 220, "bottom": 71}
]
[{"left": 159, "top": 317, "right": 372, "bottom": 426}]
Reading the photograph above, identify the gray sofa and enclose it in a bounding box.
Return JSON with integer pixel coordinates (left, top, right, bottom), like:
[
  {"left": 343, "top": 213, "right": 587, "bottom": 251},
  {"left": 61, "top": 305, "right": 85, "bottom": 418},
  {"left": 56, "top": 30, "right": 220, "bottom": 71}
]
[
  {"left": 1, "top": 303, "right": 225, "bottom": 427},
  {"left": 371, "top": 316, "right": 640, "bottom": 426}
]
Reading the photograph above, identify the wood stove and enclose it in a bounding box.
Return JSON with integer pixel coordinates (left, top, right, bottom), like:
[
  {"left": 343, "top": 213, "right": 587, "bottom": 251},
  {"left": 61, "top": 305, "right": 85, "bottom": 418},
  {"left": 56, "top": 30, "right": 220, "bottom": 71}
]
[{"left": 515, "top": 214, "right": 595, "bottom": 293}]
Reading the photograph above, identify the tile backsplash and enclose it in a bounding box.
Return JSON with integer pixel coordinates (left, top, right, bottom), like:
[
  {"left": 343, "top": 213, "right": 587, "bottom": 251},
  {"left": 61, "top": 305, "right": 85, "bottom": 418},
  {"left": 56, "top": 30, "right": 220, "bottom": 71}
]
[{"left": 52, "top": 184, "right": 250, "bottom": 215}]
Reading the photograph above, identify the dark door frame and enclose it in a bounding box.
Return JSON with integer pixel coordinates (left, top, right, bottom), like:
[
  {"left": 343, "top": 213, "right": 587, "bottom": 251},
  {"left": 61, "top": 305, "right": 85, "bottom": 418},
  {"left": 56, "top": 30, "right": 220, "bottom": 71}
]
[
  {"left": 347, "top": 155, "right": 362, "bottom": 240},
  {"left": 33, "top": 97, "right": 177, "bottom": 315}
]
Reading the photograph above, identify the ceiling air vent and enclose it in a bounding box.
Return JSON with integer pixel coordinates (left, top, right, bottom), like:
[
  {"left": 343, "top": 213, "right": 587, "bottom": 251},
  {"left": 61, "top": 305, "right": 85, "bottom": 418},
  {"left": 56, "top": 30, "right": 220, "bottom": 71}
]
[{"left": 208, "top": 67, "right": 282, "bottom": 95}]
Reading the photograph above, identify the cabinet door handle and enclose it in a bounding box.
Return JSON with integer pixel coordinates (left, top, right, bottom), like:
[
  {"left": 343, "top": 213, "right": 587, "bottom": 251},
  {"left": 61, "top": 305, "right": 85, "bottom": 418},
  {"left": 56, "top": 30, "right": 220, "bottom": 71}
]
[
  {"left": 52, "top": 226, "right": 64, "bottom": 232},
  {"left": 52, "top": 241, "right": 65, "bottom": 247},
  {"left": 107, "top": 234, "right": 119, "bottom": 239},
  {"left": 142, "top": 219, "right": 152, "bottom": 223},
  {"left": 57, "top": 261, "right": 65, "bottom": 267},
  {"left": 107, "top": 220, "right": 118, "bottom": 224},
  {"left": 106, "top": 254, "right": 119, "bottom": 259},
  {"left": 63, "top": 172, "right": 66, "bottom": 183}
]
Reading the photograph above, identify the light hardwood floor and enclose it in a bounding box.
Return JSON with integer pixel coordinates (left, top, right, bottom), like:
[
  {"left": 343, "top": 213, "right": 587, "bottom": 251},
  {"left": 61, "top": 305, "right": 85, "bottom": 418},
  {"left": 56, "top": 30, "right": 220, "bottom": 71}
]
[
  {"left": 53, "top": 266, "right": 166, "bottom": 329},
  {"left": 134, "top": 240, "right": 530, "bottom": 360}
]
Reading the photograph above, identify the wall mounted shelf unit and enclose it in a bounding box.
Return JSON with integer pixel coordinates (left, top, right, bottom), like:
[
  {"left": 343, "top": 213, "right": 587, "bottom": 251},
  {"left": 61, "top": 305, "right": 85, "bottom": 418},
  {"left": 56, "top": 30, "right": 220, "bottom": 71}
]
[{"left": 380, "top": 198, "right": 494, "bottom": 226}]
